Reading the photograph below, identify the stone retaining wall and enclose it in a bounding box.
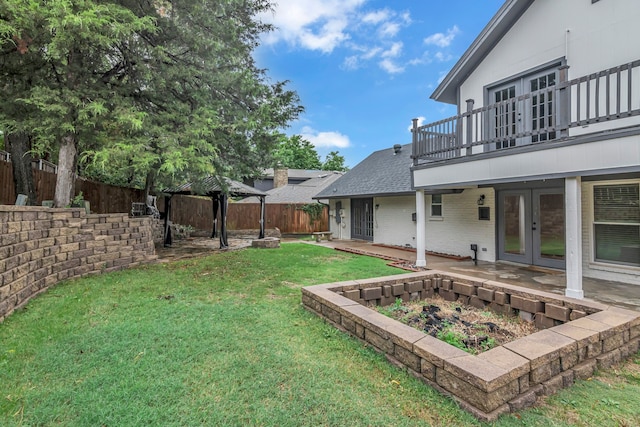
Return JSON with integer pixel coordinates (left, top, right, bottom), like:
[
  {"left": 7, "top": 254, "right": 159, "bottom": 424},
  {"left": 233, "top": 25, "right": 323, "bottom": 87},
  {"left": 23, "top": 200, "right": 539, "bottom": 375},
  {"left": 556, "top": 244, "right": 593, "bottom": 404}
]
[
  {"left": 302, "top": 271, "right": 640, "bottom": 421},
  {"left": 0, "top": 206, "right": 157, "bottom": 322}
]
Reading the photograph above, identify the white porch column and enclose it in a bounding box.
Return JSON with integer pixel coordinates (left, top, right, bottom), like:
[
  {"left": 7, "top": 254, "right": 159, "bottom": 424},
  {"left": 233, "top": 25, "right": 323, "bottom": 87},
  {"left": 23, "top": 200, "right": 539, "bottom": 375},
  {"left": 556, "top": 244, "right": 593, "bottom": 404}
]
[
  {"left": 415, "top": 190, "right": 426, "bottom": 267},
  {"left": 565, "top": 176, "right": 583, "bottom": 299}
]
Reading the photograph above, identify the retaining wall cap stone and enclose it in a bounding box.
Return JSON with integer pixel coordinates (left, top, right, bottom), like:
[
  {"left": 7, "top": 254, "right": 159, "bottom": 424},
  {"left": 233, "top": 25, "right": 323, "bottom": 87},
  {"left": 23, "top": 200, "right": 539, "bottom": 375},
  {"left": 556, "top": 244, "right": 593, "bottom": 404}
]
[
  {"left": 590, "top": 308, "right": 640, "bottom": 327},
  {"left": 443, "top": 355, "right": 512, "bottom": 392},
  {"left": 476, "top": 346, "right": 531, "bottom": 379},
  {"left": 311, "top": 287, "right": 359, "bottom": 307},
  {"left": 566, "top": 316, "right": 613, "bottom": 333},
  {"left": 413, "top": 335, "right": 468, "bottom": 368},
  {"left": 550, "top": 323, "right": 602, "bottom": 345},
  {"left": 386, "top": 322, "right": 428, "bottom": 349}
]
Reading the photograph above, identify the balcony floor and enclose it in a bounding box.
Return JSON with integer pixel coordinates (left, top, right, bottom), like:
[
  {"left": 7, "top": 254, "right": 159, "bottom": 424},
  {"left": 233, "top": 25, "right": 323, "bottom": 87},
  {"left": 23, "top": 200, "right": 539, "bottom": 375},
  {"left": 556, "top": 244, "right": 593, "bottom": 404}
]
[{"left": 305, "top": 239, "right": 640, "bottom": 312}]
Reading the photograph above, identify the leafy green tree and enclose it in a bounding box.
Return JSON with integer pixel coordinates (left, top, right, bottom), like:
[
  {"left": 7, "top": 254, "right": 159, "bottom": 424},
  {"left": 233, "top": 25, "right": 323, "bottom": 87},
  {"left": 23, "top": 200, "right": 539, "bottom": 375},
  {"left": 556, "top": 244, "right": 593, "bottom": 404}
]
[
  {"left": 272, "top": 134, "right": 322, "bottom": 170},
  {"left": 1, "top": 0, "right": 154, "bottom": 206},
  {"left": 82, "top": 0, "right": 302, "bottom": 197},
  {"left": 1, "top": 0, "right": 302, "bottom": 205},
  {"left": 322, "top": 151, "right": 348, "bottom": 171}
]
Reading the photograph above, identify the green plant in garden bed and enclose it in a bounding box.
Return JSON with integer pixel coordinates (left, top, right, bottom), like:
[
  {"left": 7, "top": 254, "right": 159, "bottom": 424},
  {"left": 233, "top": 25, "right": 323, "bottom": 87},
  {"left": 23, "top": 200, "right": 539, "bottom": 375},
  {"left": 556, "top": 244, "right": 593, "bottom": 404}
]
[
  {"left": 0, "top": 244, "right": 639, "bottom": 426},
  {"left": 377, "top": 296, "right": 534, "bottom": 355}
]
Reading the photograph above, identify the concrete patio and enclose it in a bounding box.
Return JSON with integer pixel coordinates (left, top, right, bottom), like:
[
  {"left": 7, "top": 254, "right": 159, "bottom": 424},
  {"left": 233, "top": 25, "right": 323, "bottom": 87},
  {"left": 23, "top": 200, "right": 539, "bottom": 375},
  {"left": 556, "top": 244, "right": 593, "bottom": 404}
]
[{"left": 307, "top": 239, "right": 640, "bottom": 312}]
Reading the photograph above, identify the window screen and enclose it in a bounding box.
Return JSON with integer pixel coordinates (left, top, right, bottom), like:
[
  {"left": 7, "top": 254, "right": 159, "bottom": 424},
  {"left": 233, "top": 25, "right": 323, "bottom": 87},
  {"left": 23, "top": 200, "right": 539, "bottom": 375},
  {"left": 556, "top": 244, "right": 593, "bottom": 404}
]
[{"left": 593, "top": 184, "right": 640, "bottom": 266}]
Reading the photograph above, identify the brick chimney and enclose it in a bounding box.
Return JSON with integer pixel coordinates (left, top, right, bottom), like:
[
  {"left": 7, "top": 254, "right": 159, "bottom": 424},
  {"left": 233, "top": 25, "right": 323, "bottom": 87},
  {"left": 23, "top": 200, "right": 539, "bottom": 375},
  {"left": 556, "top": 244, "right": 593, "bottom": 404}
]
[{"left": 273, "top": 168, "right": 288, "bottom": 188}]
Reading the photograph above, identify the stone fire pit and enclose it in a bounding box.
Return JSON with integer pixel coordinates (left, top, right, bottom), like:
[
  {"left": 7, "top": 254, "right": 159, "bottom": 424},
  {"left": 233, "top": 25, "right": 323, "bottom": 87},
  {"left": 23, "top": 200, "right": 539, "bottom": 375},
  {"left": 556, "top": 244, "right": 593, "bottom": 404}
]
[{"left": 302, "top": 271, "right": 640, "bottom": 421}]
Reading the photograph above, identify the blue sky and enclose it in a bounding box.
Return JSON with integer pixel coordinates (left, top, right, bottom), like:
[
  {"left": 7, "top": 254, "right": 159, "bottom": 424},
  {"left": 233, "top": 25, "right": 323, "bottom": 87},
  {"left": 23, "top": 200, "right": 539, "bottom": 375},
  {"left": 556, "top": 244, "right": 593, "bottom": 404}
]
[{"left": 255, "top": 0, "right": 505, "bottom": 168}]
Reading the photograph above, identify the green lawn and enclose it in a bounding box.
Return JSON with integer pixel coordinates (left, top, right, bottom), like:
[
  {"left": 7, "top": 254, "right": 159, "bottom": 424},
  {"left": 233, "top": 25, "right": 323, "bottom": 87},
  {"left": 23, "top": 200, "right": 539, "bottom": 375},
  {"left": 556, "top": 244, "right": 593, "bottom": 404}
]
[{"left": 1, "top": 243, "right": 639, "bottom": 426}]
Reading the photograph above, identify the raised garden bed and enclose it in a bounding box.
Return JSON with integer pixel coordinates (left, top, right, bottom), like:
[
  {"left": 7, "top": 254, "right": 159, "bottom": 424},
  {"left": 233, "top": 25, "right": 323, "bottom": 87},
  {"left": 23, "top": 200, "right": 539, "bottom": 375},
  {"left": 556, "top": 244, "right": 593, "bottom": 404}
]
[
  {"left": 301, "top": 271, "right": 640, "bottom": 421},
  {"left": 376, "top": 295, "right": 538, "bottom": 354}
]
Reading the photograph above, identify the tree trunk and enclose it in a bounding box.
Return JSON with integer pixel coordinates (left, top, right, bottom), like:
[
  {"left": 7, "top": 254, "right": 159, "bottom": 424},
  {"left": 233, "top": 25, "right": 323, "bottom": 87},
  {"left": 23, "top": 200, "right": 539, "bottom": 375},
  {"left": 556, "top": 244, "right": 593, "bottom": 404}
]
[
  {"left": 6, "top": 132, "right": 37, "bottom": 205},
  {"left": 144, "top": 169, "right": 156, "bottom": 202},
  {"left": 53, "top": 135, "right": 78, "bottom": 208}
]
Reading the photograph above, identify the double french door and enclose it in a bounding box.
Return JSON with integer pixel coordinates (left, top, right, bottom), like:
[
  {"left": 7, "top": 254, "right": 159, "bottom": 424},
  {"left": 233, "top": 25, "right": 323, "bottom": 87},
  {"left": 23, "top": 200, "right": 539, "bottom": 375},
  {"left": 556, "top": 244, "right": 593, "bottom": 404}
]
[
  {"left": 489, "top": 70, "right": 558, "bottom": 150},
  {"left": 498, "top": 189, "right": 565, "bottom": 269},
  {"left": 351, "top": 198, "right": 374, "bottom": 241}
]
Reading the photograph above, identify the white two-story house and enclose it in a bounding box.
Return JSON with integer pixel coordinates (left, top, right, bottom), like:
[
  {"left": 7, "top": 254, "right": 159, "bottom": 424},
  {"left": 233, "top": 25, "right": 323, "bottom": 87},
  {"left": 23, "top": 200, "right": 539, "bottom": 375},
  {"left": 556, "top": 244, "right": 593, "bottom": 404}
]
[{"left": 412, "top": 0, "right": 640, "bottom": 297}]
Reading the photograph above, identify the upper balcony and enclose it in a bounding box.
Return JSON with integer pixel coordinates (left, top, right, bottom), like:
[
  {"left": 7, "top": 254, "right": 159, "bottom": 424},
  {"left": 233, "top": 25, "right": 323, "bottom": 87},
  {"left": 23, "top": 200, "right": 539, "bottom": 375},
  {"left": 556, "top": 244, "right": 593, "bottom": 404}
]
[{"left": 412, "top": 60, "right": 640, "bottom": 167}]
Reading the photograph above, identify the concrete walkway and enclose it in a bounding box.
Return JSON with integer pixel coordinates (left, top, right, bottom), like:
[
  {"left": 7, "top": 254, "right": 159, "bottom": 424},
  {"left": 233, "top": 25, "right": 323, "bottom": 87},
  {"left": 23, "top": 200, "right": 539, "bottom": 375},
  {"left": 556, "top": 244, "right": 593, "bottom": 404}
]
[{"left": 306, "top": 239, "right": 640, "bottom": 312}]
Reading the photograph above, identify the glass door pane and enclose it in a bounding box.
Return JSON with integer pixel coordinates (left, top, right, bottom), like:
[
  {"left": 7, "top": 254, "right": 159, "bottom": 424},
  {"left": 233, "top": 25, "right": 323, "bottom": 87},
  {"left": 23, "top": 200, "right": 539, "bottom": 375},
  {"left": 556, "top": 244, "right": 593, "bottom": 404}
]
[
  {"left": 494, "top": 86, "right": 517, "bottom": 149},
  {"left": 530, "top": 72, "right": 557, "bottom": 143},
  {"left": 504, "top": 194, "right": 526, "bottom": 255},
  {"left": 537, "top": 193, "right": 565, "bottom": 260}
]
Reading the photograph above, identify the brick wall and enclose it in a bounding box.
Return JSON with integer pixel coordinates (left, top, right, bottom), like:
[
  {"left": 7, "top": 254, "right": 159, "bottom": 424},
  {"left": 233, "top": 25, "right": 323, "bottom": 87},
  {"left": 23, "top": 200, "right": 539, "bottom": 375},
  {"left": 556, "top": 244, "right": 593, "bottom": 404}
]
[
  {"left": 426, "top": 188, "right": 496, "bottom": 261},
  {"left": 373, "top": 195, "right": 417, "bottom": 248},
  {"left": 0, "top": 206, "right": 157, "bottom": 321}
]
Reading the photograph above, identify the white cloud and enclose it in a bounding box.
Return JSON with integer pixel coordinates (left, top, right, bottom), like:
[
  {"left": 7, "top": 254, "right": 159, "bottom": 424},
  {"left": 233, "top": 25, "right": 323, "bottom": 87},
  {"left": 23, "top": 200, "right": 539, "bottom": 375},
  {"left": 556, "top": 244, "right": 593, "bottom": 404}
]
[
  {"left": 301, "top": 126, "right": 351, "bottom": 148},
  {"left": 379, "top": 22, "right": 400, "bottom": 38},
  {"left": 381, "top": 42, "right": 403, "bottom": 58},
  {"left": 361, "top": 46, "right": 383, "bottom": 60},
  {"left": 262, "top": 1, "right": 414, "bottom": 75},
  {"left": 423, "top": 25, "right": 460, "bottom": 48},
  {"left": 362, "top": 9, "right": 391, "bottom": 25},
  {"left": 379, "top": 58, "right": 404, "bottom": 74},
  {"left": 434, "top": 51, "right": 454, "bottom": 62},
  {"left": 261, "top": 0, "right": 366, "bottom": 53},
  {"left": 342, "top": 55, "right": 360, "bottom": 70}
]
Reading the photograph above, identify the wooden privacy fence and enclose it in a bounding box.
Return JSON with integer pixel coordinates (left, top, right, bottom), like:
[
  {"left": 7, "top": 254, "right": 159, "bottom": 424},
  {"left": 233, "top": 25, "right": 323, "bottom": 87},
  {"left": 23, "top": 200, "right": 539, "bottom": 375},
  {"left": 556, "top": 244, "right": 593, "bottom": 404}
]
[
  {"left": 1, "top": 159, "right": 144, "bottom": 213},
  {"left": 2, "top": 160, "right": 328, "bottom": 233},
  {"left": 159, "top": 195, "right": 328, "bottom": 234}
]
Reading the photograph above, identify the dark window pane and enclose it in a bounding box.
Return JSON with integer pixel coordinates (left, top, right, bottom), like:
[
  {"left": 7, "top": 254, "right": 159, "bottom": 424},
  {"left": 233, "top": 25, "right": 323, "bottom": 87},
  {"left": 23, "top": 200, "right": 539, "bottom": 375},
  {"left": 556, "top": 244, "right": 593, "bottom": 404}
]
[{"left": 595, "top": 224, "right": 640, "bottom": 266}]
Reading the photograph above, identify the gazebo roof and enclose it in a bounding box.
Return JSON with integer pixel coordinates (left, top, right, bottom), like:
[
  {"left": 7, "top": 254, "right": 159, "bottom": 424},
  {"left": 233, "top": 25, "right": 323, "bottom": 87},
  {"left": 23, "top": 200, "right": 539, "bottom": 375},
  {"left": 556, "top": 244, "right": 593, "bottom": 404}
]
[{"left": 163, "top": 176, "right": 266, "bottom": 197}]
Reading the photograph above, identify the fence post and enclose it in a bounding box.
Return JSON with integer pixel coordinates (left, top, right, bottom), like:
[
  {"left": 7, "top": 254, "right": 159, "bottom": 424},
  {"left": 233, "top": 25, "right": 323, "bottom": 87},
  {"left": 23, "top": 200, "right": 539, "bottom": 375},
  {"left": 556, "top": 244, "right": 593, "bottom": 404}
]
[{"left": 465, "top": 99, "right": 475, "bottom": 156}]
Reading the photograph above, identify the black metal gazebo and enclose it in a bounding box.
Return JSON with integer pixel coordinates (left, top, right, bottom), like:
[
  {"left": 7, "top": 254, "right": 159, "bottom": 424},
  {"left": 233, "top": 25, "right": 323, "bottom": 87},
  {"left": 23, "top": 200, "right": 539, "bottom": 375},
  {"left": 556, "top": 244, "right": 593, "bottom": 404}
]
[{"left": 162, "top": 176, "right": 267, "bottom": 248}]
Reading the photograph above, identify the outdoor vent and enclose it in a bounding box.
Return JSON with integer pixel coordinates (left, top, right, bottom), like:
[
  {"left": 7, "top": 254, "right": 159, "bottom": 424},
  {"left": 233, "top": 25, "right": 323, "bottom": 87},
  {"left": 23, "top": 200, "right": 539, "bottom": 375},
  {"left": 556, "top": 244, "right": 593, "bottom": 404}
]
[{"left": 393, "top": 144, "right": 402, "bottom": 154}]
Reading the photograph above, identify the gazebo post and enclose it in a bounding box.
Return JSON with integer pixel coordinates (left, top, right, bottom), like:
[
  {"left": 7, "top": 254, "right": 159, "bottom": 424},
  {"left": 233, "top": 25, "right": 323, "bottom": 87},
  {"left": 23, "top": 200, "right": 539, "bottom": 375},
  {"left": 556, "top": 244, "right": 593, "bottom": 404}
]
[
  {"left": 163, "top": 195, "right": 172, "bottom": 247},
  {"left": 219, "top": 193, "right": 229, "bottom": 249},
  {"left": 211, "top": 196, "right": 219, "bottom": 238},
  {"left": 259, "top": 196, "right": 265, "bottom": 239}
]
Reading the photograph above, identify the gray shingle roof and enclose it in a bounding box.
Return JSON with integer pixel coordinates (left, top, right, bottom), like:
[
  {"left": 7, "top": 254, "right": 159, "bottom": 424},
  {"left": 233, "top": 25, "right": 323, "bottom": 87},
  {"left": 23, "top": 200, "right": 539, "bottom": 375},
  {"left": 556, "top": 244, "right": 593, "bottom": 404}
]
[
  {"left": 314, "top": 143, "right": 413, "bottom": 199},
  {"left": 239, "top": 172, "right": 344, "bottom": 204}
]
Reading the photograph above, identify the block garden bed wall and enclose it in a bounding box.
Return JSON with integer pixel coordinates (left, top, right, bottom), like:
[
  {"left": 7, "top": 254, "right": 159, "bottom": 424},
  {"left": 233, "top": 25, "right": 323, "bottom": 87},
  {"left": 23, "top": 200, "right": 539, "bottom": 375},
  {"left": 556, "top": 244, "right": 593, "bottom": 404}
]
[
  {"left": 0, "top": 206, "right": 157, "bottom": 322},
  {"left": 302, "top": 271, "right": 640, "bottom": 422}
]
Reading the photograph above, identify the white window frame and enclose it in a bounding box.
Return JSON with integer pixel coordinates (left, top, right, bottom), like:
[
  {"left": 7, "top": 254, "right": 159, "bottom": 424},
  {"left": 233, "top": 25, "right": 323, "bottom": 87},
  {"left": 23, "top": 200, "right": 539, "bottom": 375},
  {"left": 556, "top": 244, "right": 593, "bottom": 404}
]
[
  {"left": 430, "top": 194, "right": 443, "bottom": 220},
  {"left": 589, "top": 179, "right": 640, "bottom": 271}
]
